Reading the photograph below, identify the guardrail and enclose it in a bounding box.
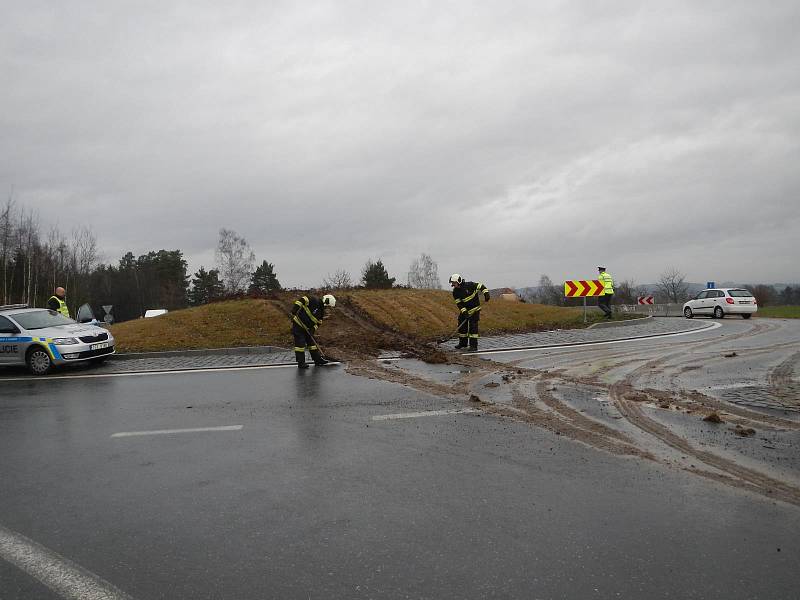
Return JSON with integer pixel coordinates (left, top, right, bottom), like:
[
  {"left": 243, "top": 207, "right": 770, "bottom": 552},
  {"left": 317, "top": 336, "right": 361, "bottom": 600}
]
[{"left": 616, "top": 303, "right": 685, "bottom": 317}]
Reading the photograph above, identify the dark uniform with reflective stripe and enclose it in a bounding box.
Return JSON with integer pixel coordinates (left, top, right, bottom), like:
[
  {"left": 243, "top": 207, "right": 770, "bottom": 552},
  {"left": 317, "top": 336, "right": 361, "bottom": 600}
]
[
  {"left": 291, "top": 295, "right": 327, "bottom": 367},
  {"left": 452, "top": 281, "right": 490, "bottom": 350}
]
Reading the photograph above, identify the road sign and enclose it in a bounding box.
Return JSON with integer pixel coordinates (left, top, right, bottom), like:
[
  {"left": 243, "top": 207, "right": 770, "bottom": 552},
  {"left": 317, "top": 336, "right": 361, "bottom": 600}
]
[
  {"left": 564, "top": 279, "right": 604, "bottom": 297},
  {"left": 637, "top": 296, "right": 654, "bottom": 305},
  {"left": 707, "top": 282, "right": 715, "bottom": 289}
]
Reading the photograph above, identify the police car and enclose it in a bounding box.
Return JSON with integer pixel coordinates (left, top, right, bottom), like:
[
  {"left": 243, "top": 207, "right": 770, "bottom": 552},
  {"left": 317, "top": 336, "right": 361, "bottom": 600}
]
[{"left": 0, "top": 304, "right": 115, "bottom": 375}]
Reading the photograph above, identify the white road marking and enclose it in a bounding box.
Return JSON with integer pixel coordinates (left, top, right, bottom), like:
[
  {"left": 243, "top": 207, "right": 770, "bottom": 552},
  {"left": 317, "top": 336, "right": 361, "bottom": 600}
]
[
  {"left": 111, "top": 425, "right": 243, "bottom": 438},
  {"left": 372, "top": 408, "right": 480, "bottom": 421},
  {"left": 0, "top": 361, "right": 337, "bottom": 382},
  {"left": 473, "top": 322, "right": 722, "bottom": 355},
  {"left": 702, "top": 382, "right": 761, "bottom": 391},
  {"left": 0, "top": 524, "right": 136, "bottom": 600}
]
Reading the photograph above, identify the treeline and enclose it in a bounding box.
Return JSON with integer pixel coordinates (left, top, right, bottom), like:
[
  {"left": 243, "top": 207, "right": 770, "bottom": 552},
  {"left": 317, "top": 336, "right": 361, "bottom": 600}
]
[
  {"left": 522, "top": 271, "right": 800, "bottom": 307},
  {"left": 1, "top": 199, "right": 99, "bottom": 312},
  {"left": 0, "top": 199, "right": 192, "bottom": 321},
  {"left": 1, "top": 206, "right": 440, "bottom": 323}
]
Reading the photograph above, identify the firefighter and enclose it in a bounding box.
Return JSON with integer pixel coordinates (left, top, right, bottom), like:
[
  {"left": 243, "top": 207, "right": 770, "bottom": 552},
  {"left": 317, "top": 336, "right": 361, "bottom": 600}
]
[
  {"left": 291, "top": 293, "right": 336, "bottom": 369},
  {"left": 449, "top": 274, "right": 490, "bottom": 351},
  {"left": 597, "top": 266, "right": 614, "bottom": 319},
  {"left": 47, "top": 286, "right": 70, "bottom": 318}
]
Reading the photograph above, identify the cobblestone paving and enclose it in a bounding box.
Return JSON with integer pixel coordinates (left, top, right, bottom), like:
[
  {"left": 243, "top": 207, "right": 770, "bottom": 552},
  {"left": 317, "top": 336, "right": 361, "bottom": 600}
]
[
  {"left": 102, "top": 351, "right": 297, "bottom": 373},
  {"left": 720, "top": 387, "right": 800, "bottom": 414}
]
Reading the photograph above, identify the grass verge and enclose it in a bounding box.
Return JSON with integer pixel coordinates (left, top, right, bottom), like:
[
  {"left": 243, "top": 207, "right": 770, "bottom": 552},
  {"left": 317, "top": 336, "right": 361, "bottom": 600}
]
[
  {"left": 111, "top": 289, "right": 644, "bottom": 354},
  {"left": 756, "top": 306, "right": 800, "bottom": 319}
]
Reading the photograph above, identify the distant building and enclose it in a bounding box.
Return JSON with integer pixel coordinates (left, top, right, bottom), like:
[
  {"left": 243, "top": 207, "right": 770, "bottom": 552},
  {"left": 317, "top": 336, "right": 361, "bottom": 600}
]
[{"left": 493, "top": 287, "right": 521, "bottom": 302}]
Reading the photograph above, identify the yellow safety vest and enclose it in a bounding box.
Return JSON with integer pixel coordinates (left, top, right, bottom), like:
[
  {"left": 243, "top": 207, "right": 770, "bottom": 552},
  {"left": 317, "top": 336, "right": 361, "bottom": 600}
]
[
  {"left": 598, "top": 271, "right": 614, "bottom": 295},
  {"left": 49, "top": 296, "right": 70, "bottom": 318}
]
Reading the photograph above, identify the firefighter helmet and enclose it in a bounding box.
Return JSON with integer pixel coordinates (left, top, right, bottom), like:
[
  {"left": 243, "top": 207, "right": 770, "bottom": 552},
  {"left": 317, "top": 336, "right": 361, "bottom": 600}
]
[
  {"left": 449, "top": 273, "right": 463, "bottom": 285},
  {"left": 322, "top": 294, "right": 336, "bottom": 308}
]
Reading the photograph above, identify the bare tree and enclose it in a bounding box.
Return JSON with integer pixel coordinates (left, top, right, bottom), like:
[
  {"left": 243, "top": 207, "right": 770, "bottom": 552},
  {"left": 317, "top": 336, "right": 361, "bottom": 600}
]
[
  {"left": 407, "top": 253, "right": 441, "bottom": 289},
  {"left": 657, "top": 267, "right": 689, "bottom": 303},
  {"left": 67, "top": 225, "right": 98, "bottom": 310},
  {"left": 746, "top": 284, "right": 776, "bottom": 307},
  {"left": 614, "top": 279, "right": 642, "bottom": 305},
  {"left": 537, "top": 274, "right": 562, "bottom": 305},
  {"left": 17, "top": 209, "right": 41, "bottom": 305},
  {"left": 215, "top": 228, "right": 255, "bottom": 293},
  {"left": 1, "top": 193, "right": 16, "bottom": 304},
  {"left": 322, "top": 268, "right": 353, "bottom": 290}
]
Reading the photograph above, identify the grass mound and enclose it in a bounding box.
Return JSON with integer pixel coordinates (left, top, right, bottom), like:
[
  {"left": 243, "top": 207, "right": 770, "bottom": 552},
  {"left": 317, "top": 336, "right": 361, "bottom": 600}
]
[{"left": 111, "top": 289, "right": 640, "bottom": 354}]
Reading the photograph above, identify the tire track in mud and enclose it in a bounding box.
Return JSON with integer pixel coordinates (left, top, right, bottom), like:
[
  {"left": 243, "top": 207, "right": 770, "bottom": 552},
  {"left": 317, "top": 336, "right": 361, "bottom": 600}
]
[
  {"left": 587, "top": 321, "right": 800, "bottom": 430},
  {"left": 343, "top": 318, "right": 800, "bottom": 506},
  {"left": 610, "top": 382, "right": 800, "bottom": 507},
  {"left": 767, "top": 352, "right": 800, "bottom": 407},
  {"left": 501, "top": 386, "right": 650, "bottom": 459}
]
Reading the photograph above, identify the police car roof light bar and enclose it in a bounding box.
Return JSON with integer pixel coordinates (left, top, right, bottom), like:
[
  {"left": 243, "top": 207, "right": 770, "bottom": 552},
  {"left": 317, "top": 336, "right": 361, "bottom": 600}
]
[{"left": 0, "top": 304, "right": 29, "bottom": 311}]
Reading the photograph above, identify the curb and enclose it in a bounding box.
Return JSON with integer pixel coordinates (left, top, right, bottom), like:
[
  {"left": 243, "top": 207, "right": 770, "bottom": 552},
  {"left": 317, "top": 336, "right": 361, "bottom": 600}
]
[
  {"left": 587, "top": 315, "right": 653, "bottom": 329},
  {"left": 110, "top": 345, "right": 287, "bottom": 361}
]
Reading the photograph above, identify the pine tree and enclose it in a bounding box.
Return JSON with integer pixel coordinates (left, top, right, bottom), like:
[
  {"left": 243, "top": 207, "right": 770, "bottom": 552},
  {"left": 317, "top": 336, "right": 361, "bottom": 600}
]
[
  {"left": 189, "top": 266, "right": 225, "bottom": 306},
  {"left": 361, "top": 259, "right": 395, "bottom": 289},
  {"left": 249, "top": 260, "right": 282, "bottom": 293}
]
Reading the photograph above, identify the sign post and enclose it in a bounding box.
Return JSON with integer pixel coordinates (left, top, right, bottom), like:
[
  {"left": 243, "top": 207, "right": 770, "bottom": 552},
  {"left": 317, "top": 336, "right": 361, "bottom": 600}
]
[{"left": 564, "top": 279, "right": 605, "bottom": 324}]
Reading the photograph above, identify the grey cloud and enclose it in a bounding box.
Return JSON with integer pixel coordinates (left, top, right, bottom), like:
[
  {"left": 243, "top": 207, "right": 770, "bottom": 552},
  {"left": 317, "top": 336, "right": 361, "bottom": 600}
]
[{"left": 1, "top": 1, "right": 798, "bottom": 288}]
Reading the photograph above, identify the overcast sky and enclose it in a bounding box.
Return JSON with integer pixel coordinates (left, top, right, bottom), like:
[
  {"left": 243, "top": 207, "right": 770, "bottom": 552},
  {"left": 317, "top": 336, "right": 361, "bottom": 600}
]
[{"left": 2, "top": 1, "right": 798, "bottom": 288}]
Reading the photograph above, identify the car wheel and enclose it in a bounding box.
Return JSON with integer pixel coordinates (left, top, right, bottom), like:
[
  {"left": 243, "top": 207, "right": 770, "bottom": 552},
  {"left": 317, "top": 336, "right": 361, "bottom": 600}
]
[
  {"left": 742, "top": 313, "right": 752, "bottom": 319},
  {"left": 683, "top": 307, "right": 693, "bottom": 319},
  {"left": 713, "top": 306, "right": 724, "bottom": 319},
  {"left": 26, "top": 346, "right": 52, "bottom": 376}
]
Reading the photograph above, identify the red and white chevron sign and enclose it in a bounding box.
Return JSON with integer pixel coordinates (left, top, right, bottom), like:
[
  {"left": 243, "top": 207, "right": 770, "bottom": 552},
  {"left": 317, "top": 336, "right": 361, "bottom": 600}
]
[
  {"left": 564, "top": 279, "right": 604, "bottom": 297},
  {"left": 637, "top": 296, "right": 654, "bottom": 305}
]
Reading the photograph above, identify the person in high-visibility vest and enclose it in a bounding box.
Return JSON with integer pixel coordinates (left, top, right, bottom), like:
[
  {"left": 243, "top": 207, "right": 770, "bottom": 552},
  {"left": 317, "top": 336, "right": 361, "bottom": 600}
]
[
  {"left": 47, "top": 286, "right": 70, "bottom": 318},
  {"left": 597, "top": 266, "right": 614, "bottom": 319}
]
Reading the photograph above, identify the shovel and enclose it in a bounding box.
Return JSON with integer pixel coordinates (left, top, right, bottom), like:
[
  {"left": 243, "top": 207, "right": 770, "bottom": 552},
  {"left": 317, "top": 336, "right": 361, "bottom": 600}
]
[
  {"left": 306, "top": 330, "right": 337, "bottom": 364},
  {"left": 436, "top": 323, "right": 465, "bottom": 345}
]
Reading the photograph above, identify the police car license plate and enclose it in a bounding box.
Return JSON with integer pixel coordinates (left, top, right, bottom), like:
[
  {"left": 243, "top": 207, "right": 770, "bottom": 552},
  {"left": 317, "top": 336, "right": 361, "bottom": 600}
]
[{"left": 91, "top": 342, "right": 110, "bottom": 350}]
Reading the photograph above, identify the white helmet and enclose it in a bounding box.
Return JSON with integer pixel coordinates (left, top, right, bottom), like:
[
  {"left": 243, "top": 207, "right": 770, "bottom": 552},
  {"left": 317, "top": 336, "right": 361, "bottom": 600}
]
[
  {"left": 449, "top": 273, "right": 463, "bottom": 285},
  {"left": 322, "top": 294, "right": 336, "bottom": 308}
]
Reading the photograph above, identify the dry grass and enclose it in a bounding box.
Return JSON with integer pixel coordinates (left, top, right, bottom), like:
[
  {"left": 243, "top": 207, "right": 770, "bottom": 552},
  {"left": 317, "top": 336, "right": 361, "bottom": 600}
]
[
  {"left": 111, "top": 289, "right": 640, "bottom": 353},
  {"left": 346, "top": 289, "right": 591, "bottom": 338},
  {"left": 111, "top": 299, "right": 293, "bottom": 352}
]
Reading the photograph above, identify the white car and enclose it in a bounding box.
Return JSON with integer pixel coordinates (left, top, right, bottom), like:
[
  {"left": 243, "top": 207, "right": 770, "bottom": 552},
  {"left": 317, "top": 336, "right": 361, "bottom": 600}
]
[{"left": 683, "top": 288, "right": 757, "bottom": 319}]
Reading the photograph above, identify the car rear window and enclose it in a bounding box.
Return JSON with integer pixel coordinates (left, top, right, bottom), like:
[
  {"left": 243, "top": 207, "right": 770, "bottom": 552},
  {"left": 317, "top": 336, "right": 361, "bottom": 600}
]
[
  {"left": 12, "top": 310, "right": 76, "bottom": 330},
  {"left": 727, "top": 289, "right": 754, "bottom": 298}
]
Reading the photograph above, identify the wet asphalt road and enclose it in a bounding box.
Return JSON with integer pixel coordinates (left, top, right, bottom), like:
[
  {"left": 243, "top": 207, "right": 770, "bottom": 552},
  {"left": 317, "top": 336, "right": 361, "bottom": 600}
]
[{"left": 1, "top": 321, "right": 799, "bottom": 599}]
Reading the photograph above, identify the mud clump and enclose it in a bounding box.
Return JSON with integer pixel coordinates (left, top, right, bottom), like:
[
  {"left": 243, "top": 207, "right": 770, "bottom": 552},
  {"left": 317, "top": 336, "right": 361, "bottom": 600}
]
[
  {"left": 412, "top": 345, "right": 449, "bottom": 364},
  {"left": 659, "top": 402, "right": 671, "bottom": 409},
  {"left": 469, "top": 394, "right": 482, "bottom": 403},
  {"left": 484, "top": 382, "right": 500, "bottom": 388},
  {"left": 625, "top": 391, "right": 650, "bottom": 403},
  {"left": 703, "top": 412, "right": 723, "bottom": 423},
  {"left": 724, "top": 352, "right": 738, "bottom": 358},
  {"left": 734, "top": 425, "right": 757, "bottom": 437}
]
